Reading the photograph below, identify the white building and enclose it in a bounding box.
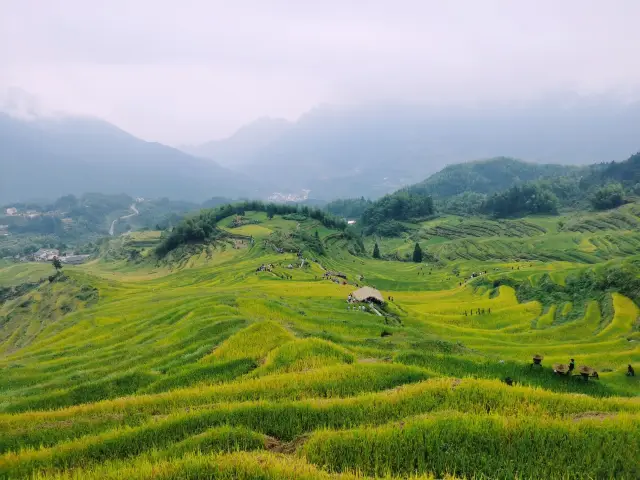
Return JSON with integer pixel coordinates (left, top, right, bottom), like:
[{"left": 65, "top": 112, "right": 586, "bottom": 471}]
[{"left": 5, "top": 208, "right": 17, "bottom": 216}]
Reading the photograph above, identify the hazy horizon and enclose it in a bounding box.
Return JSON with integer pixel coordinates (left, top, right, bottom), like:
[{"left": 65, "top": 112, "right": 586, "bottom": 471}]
[{"left": 2, "top": 0, "right": 640, "bottom": 146}]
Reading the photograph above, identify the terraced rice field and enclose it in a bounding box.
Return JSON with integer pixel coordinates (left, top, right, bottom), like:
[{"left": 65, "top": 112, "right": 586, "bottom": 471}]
[{"left": 0, "top": 208, "right": 638, "bottom": 479}]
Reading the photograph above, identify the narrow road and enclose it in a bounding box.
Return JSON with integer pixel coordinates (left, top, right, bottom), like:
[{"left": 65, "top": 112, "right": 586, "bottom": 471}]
[{"left": 109, "top": 203, "right": 140, "bottom": 236}]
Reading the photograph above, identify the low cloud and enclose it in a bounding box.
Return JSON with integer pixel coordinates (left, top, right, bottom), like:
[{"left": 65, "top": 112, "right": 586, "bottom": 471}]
[{"left": 2, "top": 0, "right": 639, "bottom": 144}]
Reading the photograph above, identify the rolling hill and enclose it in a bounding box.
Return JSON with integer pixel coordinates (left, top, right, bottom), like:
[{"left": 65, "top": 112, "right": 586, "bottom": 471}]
[
  {"left": 407, "top": 157, "right": 590, "bottom": 198},
  {"left": 0, "top": 203, "right": 638, "bottom": 479}
]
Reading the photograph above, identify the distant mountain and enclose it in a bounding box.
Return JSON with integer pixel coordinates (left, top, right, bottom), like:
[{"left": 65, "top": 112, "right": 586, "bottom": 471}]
[
  {"left": 0, "top": 113, "right": 254, "bottom": 203},
  {"left": 189, "top": 99, "right": 640, "bottom": 200},
  {"left": 408, "top": 157, "right": 589, "bottom": 198},
  {"left": 181, "top": 117, "right": 292, "bottom": 167}
]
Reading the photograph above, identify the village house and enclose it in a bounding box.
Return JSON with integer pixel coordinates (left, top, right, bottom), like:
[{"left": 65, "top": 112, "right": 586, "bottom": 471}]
[
  {"left": 33, "top": 249, "right": 60, "bottom": 262},
  {"left": 5, "top": 207, "right": 17, "bottom": 216}
]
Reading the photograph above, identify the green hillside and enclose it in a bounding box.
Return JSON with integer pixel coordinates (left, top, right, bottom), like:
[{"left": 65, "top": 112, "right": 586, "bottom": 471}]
[
  {"left": 0, "top": 203, "right": 638, "bottom": 479},
  {"left": 355, "top": 154, "right": 640, "bottom": 234},
  {"left": 408, "top": 156, "right": 587, "bottom": 197}
]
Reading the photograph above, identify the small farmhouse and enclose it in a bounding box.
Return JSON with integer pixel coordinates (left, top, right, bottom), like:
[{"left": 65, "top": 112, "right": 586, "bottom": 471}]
[{"left": 350, "top": 286, "right": 385, "bottom": 304}]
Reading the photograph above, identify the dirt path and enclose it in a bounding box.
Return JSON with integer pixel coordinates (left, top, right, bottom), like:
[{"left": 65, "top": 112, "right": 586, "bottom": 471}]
[{"left": 109, "top": 203, "right": 140, "bottom": 236}]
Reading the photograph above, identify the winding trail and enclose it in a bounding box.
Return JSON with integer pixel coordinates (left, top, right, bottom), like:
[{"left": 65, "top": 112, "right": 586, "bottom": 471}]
[{"left": 109, "top": 203, "right": 140, "bottom": 236}]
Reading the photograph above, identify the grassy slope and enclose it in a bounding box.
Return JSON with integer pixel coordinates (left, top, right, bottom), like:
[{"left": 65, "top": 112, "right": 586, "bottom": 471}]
[{"left": 0, "top": 207, "right": 639, "bottom": 479}]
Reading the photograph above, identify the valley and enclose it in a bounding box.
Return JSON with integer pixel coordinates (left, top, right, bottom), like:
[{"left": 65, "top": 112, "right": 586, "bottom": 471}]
[{"left": 3, "top": 4, "right": 640, "bottom": 479}]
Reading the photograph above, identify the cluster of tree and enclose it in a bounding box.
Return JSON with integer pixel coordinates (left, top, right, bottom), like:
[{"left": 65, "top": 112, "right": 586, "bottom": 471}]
[
  {"left": 501, "top": 261, "right": 640, "bottom": 308},
  {"left": 581, "top": 152, "right": 640, "bottom": 191},
  {"left": 156, "top": 201, "right": 346, "bottom": 256},
  {"left": 155, "top": 209, "right": 226, "bottom": 256},
  {"left": 435, "top": 192, "right": 486, "bottom": 216},
  {"left": 481, "top": 183, "right": 560, "bottom": 218},
  {"left": 325, "top": 197, "right": 373, "bottom": 219},
  {"left": 4, "top": 216, "right": 66, "bottom": 236},
  {"left": 361, "top": 190, "right": 434, "bottom": 235}
]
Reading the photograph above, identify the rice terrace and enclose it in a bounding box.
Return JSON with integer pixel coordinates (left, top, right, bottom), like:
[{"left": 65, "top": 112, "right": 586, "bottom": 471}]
[{"left": 1, "top": 156, "right": 640, "bottom": 480}]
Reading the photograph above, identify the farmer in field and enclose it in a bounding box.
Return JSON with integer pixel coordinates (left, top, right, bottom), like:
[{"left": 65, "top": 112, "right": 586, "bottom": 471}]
[
  {"left": 628, "top": 365, "right": 635, "bottom": 377},
  {"left": 569, "top": 359, "right": 575, "bottom": 373}
]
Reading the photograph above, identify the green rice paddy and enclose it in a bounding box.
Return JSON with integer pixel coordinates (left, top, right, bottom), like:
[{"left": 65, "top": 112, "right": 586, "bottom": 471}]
[{"left": 0, "top": 207, "right": 638, "bottom": 479}]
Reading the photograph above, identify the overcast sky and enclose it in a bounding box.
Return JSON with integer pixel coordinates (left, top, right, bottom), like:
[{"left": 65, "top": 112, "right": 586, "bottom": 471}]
[{"left": 1, "top": 0, "right": 639, "bottom": 145}]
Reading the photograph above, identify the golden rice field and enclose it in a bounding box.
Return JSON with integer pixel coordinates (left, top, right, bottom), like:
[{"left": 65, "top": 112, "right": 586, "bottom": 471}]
[{"left": 0, "top": 209, "right": 638, "bottom": 479}]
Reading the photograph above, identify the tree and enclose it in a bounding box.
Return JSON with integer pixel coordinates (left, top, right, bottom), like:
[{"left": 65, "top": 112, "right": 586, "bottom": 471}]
[
  {"left": 266, "top": 203, "right": 276, "bottom": 220},
  {"left": 590, "top": 183, "right": 625, "bottom": 210},
  {"left": 372, "top": 242, "right": 381, "bottom": 259},
  {"left": 412, "top": 243, "right": 423, "bottom": 263},
  {"left": 315, "top": 230, "right": 320, "bottom": 241},
  {"left": 52, "top": 257, "right": 62, "bottom": 272}
]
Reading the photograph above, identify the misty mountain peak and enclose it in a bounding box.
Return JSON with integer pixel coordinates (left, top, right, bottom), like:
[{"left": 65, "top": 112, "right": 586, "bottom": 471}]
[{"left": 0, "top": 87, "right": 56, "bottom": 120}]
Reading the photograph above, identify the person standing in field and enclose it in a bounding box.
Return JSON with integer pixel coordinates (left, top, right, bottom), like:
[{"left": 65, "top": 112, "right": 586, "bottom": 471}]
[
  {"left": 569, "top": 359, "right": 575, "bottom": 374},
  {"left": 628, "top": 365, "right": 635, "bottom": 376}
]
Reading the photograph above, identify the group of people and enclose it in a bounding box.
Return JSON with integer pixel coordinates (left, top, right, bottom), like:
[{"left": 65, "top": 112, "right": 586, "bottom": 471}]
[
  {"left": 551, "top": 358, "right": 635, "bottom": 378},
  {"left": 552, "top": 358, "right": 598, "bottom": 378},
  {"left": 464, "top": 308, "right": 490, "bottom": 316}
]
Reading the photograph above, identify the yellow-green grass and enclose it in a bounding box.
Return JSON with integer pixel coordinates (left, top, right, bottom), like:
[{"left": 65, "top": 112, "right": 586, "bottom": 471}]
[
  {"left": 203, "top": 321, "right": 294, "bottom": 363},
  {"left": 3, "top": 378, "right": 638, "bottom": 455},
  {"left": 0, "top": 263, "right": 52, "bottom": 287},
  {"left": 1, "top": 208, "right": 640, "bottom": 479},
  {"left": 250, "top": 338, "right": 355, "bottom": 376},
  {"left": 31, "top": 451, "right": 452, "bottom": 480},
  {"left": 303, "top": 412, "right": 640, "bottom": 479},
  {"left": 0, "top": 425, "right": 268, "bottom": 478}
]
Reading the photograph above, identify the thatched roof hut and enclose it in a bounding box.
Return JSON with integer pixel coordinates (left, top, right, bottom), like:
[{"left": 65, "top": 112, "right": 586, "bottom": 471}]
[{"left": 351, "top": 287, "right": 385, "bottom": 304}]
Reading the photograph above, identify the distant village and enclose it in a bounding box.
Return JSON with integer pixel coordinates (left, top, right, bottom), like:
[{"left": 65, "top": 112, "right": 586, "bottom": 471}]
[
  {"left": 267, "top": 189, "right": 311, "bottom": 203},
  {"left": 2, "top": 207, "right": 91, "bottom": 264},
  {"left": 4, "top": 207, "right": 57, "bottom": 219},
  {"left": 30, "top": 249, "right": 91, "bottom": 265}
]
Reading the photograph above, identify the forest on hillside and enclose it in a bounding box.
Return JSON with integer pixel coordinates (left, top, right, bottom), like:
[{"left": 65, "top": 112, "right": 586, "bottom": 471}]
[{"left": 337, "top": 154, "right": 640, "bottom": 236}]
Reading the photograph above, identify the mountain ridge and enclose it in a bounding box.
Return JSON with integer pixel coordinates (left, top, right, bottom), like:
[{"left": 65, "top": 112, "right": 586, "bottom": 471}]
[
  {"left": 0, "top": 113, "right": 255, "bottom": 203},
  {"left": 184, "top": 100, "right": 640, "bottom": 200}
]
